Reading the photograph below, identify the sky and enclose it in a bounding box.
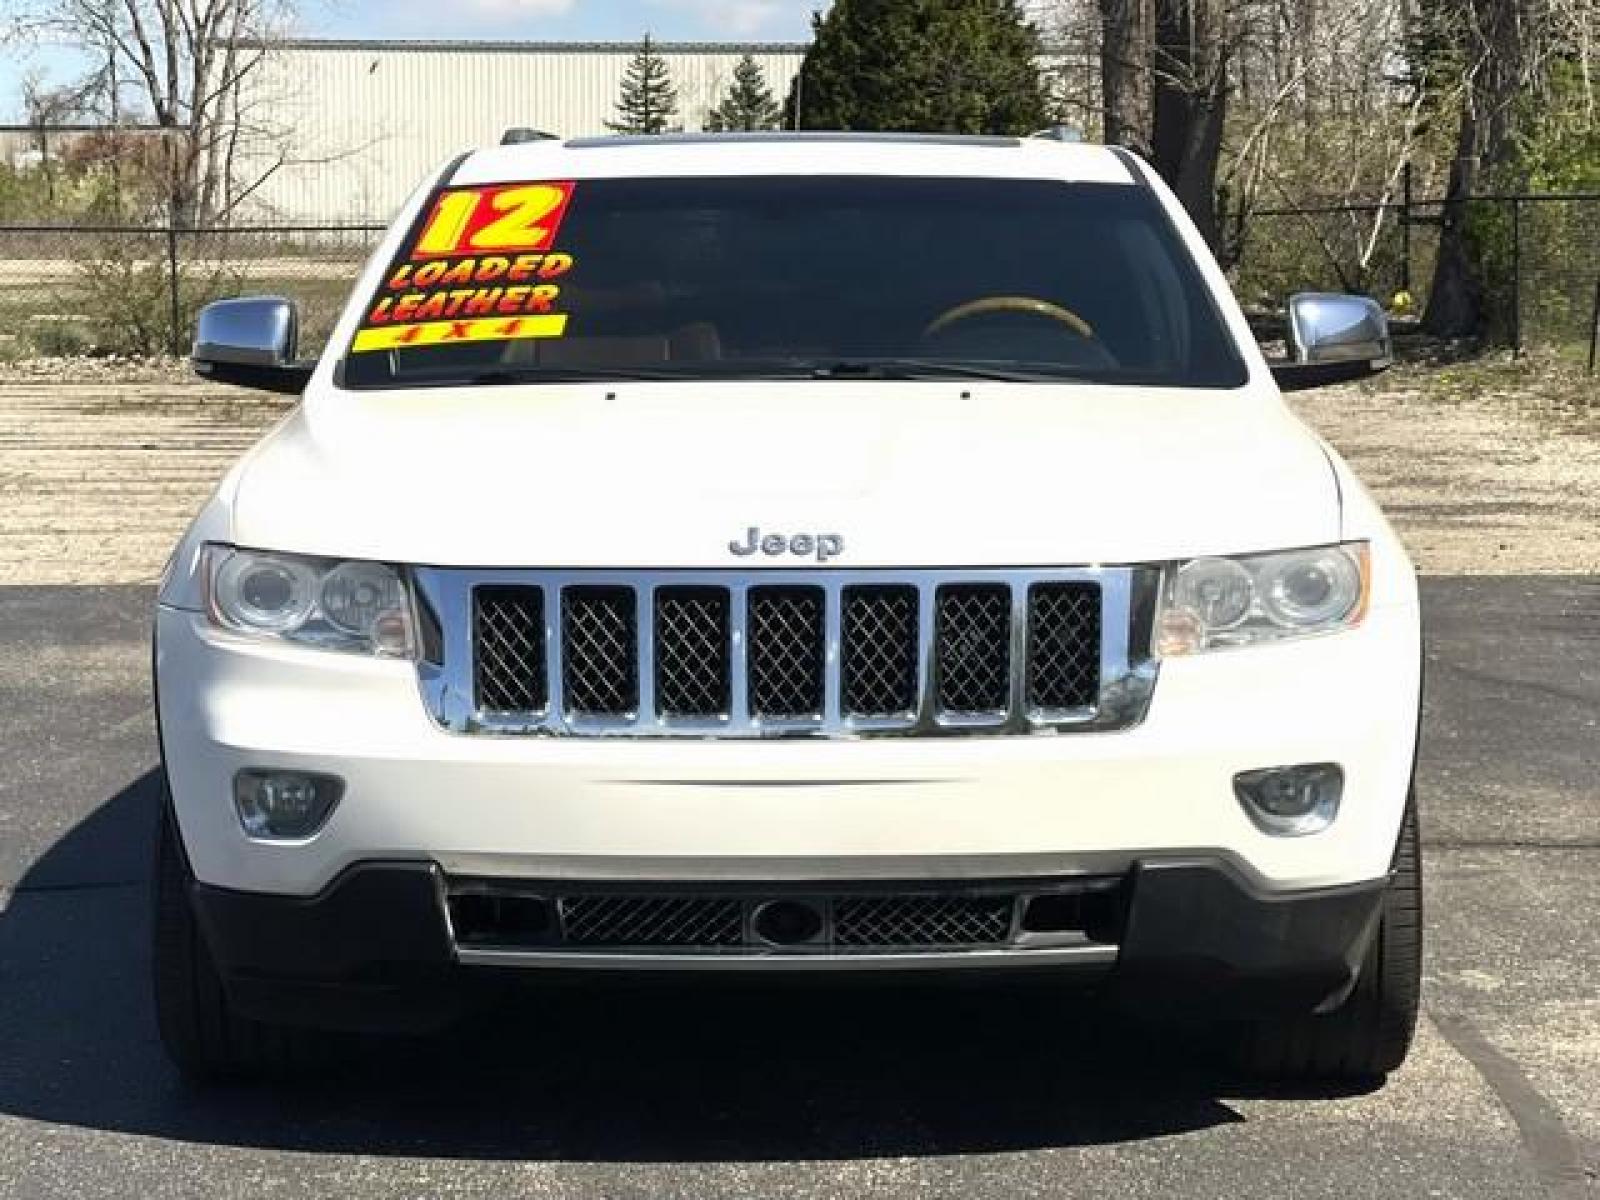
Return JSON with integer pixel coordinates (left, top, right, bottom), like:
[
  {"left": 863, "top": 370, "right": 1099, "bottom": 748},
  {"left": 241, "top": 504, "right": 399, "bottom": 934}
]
[{"left": 1, "top": 0, "right": 827, "bottom": 122}]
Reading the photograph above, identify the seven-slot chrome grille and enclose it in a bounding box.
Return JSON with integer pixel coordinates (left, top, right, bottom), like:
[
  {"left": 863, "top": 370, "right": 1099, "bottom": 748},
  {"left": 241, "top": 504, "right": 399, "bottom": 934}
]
[{"left": 414, "top": 567, "right": 1157, "bottom": 737}]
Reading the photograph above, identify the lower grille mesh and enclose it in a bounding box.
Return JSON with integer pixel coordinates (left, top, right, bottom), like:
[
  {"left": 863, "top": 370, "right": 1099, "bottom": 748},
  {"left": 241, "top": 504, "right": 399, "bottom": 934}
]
[
  {"left": 558, "top": 895, "right": 743, "bottom": 947},
  {"left": 834, "top": 895, "right": 1014, "bottom": 946},
  {"left": 447, "top": 885, "right": 1084, "bottom": 955}
]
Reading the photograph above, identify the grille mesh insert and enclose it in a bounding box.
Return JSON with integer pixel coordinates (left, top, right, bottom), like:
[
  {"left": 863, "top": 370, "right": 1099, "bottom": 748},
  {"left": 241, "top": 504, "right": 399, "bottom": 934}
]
[
  {"left": 473, "top": 586, "right": 546, "bottom": 712},
  {"left": 654, "top": 587, "right": 730, "bottom": 717},
  {"left": 558, "top": 895, "right": 743, "bottom": 947},
  {"left": 562, "top": 587, "right": 638, "bottom": 716},
  {"left": 748, "top": 586, "right": 826, "bottom": 719},
  {"left": 841, "top": 585, "right": 920, "bottom": 717},
  {"left": 834, "top": 895, "right": 1014, "bottom": 946},
  {"left": 936, "top": 584, "right": 1012, "bottom": 714},
  {"left": 1026, "top": 583, "right": 1102, "bottom": 711}
]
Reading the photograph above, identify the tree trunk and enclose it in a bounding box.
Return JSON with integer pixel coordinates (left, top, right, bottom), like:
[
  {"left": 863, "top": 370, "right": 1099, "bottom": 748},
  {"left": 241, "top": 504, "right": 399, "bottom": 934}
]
[
  {"left": 1297, "top": 0, "right": 1316, "bottom": 153},
  {"left": 1152, "top": 0, "right": 1230, "bottom": 251},
  {"left": 1423, "top": 112, "right": 1485, "bottom": 336},
  {"left": 1098, "top": 0, "right": 1155, "bottom": 154},
  {"left": 1423, "top": 0, "right": 1532, "bottom": 338},
  {"left": 163, "top": 129, "right": 200, "bottom": 228},
  {"left": 39, "top": 124, "right": 56, "bottom": 205}
]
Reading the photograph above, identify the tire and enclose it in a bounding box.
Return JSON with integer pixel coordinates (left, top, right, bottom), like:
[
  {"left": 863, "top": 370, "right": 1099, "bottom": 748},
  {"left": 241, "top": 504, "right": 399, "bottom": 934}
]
[
  {"left": 1234, "top": 795, "right": 1423, "bottom": 1082},
  {"left": 151, "top": 795, "right": 308, "bottom": 1082}
]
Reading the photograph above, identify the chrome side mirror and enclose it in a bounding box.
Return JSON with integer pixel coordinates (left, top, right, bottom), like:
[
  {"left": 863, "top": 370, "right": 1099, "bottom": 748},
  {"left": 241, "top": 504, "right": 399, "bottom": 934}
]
[
  {"left": 192, "top": 297, "right": 312, "bottom": 395},
  {"left": 1288, "top": 293, "right": 1391, "bottom": 366},
  {"left": 1272, "top": 293, "right": 1393, "bottom": 393}
]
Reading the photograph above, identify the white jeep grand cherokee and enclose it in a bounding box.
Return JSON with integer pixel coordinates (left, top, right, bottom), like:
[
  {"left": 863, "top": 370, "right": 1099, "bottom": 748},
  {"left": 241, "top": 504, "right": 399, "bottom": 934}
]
[{"left": 153, "top": 132, "right": 1422, "bottom": 1082}]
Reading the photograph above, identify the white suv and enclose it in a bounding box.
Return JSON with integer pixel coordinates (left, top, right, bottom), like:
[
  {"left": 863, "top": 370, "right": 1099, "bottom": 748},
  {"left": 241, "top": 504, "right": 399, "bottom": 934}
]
[{"left": 153, "top": 133, "right": 1422, "bottom": 1082}]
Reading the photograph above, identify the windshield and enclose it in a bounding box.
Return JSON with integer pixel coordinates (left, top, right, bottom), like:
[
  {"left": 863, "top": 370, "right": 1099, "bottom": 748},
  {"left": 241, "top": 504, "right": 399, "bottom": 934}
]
[{"left": 341, "top": 175, "right": 1247, "bottom": 389}]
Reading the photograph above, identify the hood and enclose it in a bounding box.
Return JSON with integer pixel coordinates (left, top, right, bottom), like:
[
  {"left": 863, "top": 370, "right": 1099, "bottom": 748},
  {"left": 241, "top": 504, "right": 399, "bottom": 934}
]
[{"left": 229, "top": 381, "right": 1339, "bottom": 568}]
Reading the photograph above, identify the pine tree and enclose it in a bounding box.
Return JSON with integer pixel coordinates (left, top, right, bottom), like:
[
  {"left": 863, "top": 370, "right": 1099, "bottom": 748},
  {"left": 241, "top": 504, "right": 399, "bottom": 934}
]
[
  {"left": 607, "top": 34, "right": 679, "bottom": 135},
  {"left": 785, "top": 0, "right": 1048, "bottom": 135},
  {"left": 707, "top": 55, "right": 783, "bottom": 132}
]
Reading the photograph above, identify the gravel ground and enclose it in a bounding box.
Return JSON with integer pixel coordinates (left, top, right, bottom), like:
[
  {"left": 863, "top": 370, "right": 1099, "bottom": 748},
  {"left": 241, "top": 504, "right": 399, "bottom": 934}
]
[
  {"left": 0, "top": 366, "right": 286, "bottom": 585},
  {"left": 0, "top": 356, "right": 1595, "bottom": 584},
  {"left": 1289, "top": 357, "right": 1600, "bottom": 575}
]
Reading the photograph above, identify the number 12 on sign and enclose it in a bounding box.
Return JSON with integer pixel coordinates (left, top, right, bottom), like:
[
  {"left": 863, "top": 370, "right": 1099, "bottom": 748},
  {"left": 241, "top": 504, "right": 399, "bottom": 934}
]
[{"left": 411, "top": 182, "right": 576, "bottom": 260}]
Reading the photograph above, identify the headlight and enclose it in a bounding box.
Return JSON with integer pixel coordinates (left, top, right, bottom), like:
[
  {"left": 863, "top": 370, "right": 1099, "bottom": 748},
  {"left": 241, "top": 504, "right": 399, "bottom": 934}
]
[
  {"left": 205, "top": 545, "right": 415, "bottom": 657},
  {"left": 1155, "top": 543, "right": 1369, "bottom": 656}
]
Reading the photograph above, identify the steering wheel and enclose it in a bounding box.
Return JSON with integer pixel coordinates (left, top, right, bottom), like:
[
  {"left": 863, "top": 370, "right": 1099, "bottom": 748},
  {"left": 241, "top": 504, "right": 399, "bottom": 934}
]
[{"left": 923, "top": 296, "right": 1096, "bottom": 342}]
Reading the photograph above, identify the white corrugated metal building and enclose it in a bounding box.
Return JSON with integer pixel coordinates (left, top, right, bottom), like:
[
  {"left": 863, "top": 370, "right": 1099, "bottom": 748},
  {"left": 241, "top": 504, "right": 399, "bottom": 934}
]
[{"left": 241, "top": 40, "right": 807, "bottom": 223}]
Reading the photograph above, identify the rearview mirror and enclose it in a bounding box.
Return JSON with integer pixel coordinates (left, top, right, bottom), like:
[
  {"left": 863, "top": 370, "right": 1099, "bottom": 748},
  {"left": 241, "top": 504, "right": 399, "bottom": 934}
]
[
  {"left": 1271, "top": 293, "right": 1392, "bottom": 393},
  {"left": 192, "top": 297, "right": 314, "bottom": 395}
]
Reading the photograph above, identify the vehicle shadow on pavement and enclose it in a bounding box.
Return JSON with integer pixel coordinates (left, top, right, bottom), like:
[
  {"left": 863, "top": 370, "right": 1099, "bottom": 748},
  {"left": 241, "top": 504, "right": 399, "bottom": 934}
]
[{"left": 0, "top": 768, "right": 1373, "bottom": 1161}]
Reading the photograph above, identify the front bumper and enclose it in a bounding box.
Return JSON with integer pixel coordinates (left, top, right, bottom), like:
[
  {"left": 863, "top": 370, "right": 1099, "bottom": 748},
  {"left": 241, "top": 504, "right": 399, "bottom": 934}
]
[
  {"left": 156, "top": 596, "right": 1421, "bottom": 898},
  {"left": 191, "top": 858, "right": 1388, "bottom": 1032}
]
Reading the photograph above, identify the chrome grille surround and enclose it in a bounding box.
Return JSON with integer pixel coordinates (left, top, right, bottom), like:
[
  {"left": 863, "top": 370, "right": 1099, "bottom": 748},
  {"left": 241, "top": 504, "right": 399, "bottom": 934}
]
[{"left": 413, "top": 566, "right": 1157, "bottom": 738}]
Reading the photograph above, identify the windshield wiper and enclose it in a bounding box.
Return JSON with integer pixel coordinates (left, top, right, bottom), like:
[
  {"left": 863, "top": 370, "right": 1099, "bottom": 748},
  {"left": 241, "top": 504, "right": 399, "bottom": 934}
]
[
  {"left": 475, "top": 358, "right": 1095, "bottom": 383},
  {"left": 803, "top": 358, "right": 1094, "bottom": 383},
  {"left": 401, "top": 358, "right": 1097, "bottom": 387},
  {"left": 462, "top": 367, "right": 689, "bottom": 385}
]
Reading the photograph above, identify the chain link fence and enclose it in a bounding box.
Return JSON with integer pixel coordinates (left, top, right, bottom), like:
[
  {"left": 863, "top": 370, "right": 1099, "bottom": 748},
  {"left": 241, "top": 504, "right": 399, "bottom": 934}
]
[
  {"left": 2, "top": 191, "right": 1597, "bottom": 367},
  {"left": 1232, "top": 189, "right": 1600, "bottom": 363},
  {"left": 1518, "top": 197, "right": 1600, "bottom": 360}
]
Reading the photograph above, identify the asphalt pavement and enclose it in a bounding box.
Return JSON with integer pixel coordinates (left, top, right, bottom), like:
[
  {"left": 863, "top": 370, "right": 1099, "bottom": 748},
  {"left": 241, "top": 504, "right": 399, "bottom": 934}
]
[{"left": 0, "top": 578, "right": 1596, "bottom": 1199}]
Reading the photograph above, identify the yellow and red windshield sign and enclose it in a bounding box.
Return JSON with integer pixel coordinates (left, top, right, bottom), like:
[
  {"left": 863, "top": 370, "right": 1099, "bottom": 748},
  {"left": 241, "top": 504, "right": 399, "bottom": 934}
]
[{"left": 351, "top": 180, "right": 578, "bottom": 354}]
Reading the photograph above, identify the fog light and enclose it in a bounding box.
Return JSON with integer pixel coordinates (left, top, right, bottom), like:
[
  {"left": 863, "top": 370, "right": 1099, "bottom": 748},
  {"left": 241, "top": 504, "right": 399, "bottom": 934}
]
[
  {"left": 1233, "top": 763, "right": 1342, "bottom": 836},
  {"left": 233, "top": 769, "right": 343, "bottom": 840}
]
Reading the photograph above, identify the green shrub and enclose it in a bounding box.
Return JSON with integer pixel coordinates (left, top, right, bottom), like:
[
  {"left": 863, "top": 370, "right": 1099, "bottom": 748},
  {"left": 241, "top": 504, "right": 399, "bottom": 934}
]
[
  {"left": 65, "top": 236, "right": 242, "bottom": 356},
  {"left": 26, "top": 319, "right": 95, "bottom": 357}
]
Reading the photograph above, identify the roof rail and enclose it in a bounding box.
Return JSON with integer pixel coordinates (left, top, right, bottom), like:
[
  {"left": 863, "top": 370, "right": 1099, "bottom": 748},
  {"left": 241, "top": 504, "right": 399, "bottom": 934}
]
[{"left": 501, "top": 128, "right": 560, "bottom": 145}]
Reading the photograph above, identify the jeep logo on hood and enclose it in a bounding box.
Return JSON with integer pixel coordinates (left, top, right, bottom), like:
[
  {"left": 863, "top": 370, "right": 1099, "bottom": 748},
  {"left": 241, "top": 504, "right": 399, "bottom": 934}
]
[{"left": 729, "top": 527, "right": 844, "bottom": 563}]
